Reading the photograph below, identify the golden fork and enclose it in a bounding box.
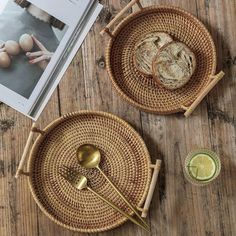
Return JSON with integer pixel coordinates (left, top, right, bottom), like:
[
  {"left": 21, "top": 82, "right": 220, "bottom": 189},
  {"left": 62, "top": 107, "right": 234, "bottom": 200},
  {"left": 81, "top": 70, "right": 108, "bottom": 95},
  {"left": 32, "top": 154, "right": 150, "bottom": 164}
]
[{"left": 59, "top": 166, "right": 149, "bottom": 232}]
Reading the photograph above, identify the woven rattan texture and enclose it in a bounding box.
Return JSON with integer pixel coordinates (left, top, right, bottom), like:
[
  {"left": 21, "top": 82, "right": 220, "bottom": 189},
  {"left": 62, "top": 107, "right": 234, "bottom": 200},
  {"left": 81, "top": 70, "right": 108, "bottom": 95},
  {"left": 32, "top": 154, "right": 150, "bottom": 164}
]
[
  {"left": 106, "top": 6, "right": 216, "bottom": 114},
  {"left": 27, "top": 111, "right": 151, "bottom": 233}
]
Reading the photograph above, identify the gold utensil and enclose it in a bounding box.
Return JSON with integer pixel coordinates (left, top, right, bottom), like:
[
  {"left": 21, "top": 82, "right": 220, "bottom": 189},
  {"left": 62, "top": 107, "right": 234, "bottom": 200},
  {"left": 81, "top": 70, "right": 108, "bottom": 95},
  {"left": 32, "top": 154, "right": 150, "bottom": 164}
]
[
  {"left": 59, "top": 166, "right": 149, "bottom": 232},
  {"left": 76, "top": 144, "right": 149, "bottom": 229}
]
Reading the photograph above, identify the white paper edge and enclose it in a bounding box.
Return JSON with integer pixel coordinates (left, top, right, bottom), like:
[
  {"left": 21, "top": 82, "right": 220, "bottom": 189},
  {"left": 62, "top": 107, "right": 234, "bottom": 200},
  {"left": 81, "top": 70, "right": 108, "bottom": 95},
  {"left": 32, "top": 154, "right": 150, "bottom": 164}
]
[{"left": 31, "top": 3, "right": 103, "bottom": 120}]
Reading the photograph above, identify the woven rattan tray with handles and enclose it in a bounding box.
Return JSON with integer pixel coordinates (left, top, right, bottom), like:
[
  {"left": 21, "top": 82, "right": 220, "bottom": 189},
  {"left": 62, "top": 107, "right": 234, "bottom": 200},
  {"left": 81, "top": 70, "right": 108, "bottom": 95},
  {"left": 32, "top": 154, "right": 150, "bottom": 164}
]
[
  {"left": 101, "top": 0, "right": 224, "bottom": 117},
  {"left": 16, "top": 111, "right": 162, "bottom": 233}
]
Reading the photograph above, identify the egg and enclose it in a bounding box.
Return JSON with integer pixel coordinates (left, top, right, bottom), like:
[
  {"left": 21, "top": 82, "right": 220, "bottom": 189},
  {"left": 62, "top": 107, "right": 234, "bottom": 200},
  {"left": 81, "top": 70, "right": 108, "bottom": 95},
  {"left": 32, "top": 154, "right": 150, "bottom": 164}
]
[
  {"left": 19, "top": 34, "right": 34, "bottom": 52},
  {"left": 5, "top": 40, "right": 20, "bottom": 56},
  {"left": 0, "top": 52, "right": 11, "bottom": 68}
]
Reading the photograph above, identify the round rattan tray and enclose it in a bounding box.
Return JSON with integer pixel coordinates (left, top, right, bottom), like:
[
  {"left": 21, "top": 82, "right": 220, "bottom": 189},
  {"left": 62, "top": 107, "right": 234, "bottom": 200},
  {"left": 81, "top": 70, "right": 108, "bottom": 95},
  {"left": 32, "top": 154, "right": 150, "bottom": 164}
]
[
  {"left": 27, "top": 111, "right": 151, "bottom": 233},
  {"left": 105, "top": 5, "right": 217, "bottom": 114}
]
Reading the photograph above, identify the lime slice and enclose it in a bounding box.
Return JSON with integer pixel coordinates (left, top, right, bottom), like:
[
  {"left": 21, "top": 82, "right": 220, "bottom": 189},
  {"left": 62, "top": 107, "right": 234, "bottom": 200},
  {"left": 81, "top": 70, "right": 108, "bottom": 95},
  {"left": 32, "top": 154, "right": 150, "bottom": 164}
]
[{"left": 188, "top": 153, "right": 216, "bottom": 181}]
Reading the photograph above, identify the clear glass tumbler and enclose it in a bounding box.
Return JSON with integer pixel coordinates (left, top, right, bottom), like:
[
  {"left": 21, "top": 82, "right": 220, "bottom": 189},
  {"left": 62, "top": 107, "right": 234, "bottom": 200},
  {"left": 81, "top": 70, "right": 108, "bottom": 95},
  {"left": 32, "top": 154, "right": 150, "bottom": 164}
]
[{"left": 184, "top": 149, "right": 221, "bottom": 186}]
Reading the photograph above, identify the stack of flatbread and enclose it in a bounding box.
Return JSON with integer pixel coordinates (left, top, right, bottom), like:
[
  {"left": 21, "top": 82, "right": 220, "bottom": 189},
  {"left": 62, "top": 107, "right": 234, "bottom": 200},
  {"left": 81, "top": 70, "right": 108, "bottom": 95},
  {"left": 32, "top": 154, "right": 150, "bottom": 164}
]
[{"left": 133, "top": 32, "right": 196, "bottom": 90}]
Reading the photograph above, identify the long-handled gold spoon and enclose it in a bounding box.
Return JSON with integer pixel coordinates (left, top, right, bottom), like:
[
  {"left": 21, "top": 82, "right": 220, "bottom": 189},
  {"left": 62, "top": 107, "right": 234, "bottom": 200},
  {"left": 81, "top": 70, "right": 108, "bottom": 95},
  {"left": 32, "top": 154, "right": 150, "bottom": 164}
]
[
  {"left": 76, "top": 144, "right": 149, "bottom": 229},
  {"left": 59, "top": 166, "right": 149, "bottom": 232}
]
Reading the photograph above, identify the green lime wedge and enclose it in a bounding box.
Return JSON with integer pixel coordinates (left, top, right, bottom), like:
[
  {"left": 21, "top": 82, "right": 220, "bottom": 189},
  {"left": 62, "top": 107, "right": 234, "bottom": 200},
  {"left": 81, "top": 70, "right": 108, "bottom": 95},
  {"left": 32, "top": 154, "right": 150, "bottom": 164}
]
[{"left": 188, "top": 153, "right": 216, "bottom": 181}]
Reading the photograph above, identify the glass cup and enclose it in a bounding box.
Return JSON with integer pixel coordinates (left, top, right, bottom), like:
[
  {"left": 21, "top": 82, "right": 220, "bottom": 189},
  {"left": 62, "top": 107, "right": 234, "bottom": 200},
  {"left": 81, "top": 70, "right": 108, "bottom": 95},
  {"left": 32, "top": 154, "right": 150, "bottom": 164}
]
[{"left": 184, "top": 149, "right": 221, "bottom": 186}]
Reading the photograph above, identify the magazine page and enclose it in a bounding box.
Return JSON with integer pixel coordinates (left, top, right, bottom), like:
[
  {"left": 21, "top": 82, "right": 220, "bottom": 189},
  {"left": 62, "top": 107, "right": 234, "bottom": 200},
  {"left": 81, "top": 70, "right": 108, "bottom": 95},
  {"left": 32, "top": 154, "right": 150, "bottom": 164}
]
[
  {"left": 30, "top": 2, "right": 103, "bottom": 120},
  {"left": 0, "top": 0, "right": 97, "bottom": 116}
]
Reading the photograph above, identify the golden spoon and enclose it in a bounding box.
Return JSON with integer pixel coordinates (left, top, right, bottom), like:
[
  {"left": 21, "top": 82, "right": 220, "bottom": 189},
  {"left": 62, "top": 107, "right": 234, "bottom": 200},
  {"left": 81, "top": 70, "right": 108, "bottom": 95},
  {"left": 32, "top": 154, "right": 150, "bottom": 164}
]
[
  {"left": 59, "top": 166, "right": 149, "bottom": 232},
  {"left": 76, "top": 144, "right": 149, "bottom": 229}
]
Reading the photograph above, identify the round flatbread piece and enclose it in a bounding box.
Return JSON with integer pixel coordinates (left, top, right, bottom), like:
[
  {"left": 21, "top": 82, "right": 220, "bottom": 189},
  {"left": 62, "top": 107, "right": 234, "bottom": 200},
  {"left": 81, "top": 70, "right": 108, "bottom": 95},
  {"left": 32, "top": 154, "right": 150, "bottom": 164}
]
[
  {"left": 152, "top": 41, "right": 197, "bottom": 90},
  {"left": 133, "top": 32, "right": 173, "bottom": 76}
]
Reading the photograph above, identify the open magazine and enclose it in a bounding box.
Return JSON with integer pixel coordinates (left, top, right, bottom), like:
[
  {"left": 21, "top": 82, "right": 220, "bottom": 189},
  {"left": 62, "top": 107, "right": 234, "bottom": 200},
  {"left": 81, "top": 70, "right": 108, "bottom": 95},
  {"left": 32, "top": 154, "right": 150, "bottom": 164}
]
[{"left": 0, "top": 0, "right": 102, "bottom": 120}]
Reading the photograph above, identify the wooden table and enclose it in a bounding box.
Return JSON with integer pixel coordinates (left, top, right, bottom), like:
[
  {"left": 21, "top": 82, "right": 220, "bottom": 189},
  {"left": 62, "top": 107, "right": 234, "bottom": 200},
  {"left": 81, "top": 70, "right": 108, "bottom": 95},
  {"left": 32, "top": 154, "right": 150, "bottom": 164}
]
[{"left": 0, "top": 0, "right": 235, "bottom": 235}]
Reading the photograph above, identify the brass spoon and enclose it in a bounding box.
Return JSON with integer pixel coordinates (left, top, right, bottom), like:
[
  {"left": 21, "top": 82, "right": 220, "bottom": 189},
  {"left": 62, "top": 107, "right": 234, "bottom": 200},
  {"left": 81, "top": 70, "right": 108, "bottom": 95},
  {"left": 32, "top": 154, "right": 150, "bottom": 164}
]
[
  {"left": 76, "top": 144, "right": 149, "bottom": 229},
  {"left": 59, "top": 166, "right": 149, "bottom": 232}
]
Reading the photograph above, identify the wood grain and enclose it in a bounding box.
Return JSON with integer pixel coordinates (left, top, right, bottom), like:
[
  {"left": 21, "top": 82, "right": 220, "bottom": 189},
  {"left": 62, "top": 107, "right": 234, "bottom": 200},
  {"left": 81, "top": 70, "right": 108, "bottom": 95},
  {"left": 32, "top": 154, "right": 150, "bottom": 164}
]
[{"left": 0, "top": 0, "right": 235, "bottom": 236}]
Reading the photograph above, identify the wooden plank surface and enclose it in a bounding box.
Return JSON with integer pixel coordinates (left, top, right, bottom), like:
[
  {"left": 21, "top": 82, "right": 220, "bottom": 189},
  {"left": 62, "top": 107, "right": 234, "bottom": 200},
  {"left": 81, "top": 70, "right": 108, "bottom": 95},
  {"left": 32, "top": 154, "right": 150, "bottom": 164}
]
[{"left": 0, "top": 0, "right": 235, "bottom": 235}]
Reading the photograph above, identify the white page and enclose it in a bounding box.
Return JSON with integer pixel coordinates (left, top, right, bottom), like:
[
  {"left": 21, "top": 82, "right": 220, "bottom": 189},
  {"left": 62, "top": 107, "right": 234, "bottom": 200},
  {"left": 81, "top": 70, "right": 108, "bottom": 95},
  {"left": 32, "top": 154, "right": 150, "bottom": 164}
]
[
  {"left": 29, "top": 0, "right": 87, "bottom": 25},
  {"left": 30, "top": 3, "right": 103, "bottom": 120}
]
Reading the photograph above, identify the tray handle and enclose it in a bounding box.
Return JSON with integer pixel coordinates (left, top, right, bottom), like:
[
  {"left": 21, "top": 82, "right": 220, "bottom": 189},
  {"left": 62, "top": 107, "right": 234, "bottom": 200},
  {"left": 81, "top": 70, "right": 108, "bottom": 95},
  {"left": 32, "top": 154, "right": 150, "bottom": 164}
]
[
  {"left": 100, "top": 0, "right": 143, "bottom": 37},
  {"left": 15, "top": 122, "right": 44, "bottom": 178},
  {"left": 138, "top": 159, "right": 162, "bottom": 218},
  {"left": 181, "top": 71, "right": 225, "bottom": 117}
]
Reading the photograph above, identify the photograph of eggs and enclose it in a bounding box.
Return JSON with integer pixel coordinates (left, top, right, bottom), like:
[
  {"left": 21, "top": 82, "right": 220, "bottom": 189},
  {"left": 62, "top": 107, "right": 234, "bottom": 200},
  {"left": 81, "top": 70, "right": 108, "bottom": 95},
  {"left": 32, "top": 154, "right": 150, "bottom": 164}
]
[{"left": 0, "top": 0, "right": 68, "bottom": 99}]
